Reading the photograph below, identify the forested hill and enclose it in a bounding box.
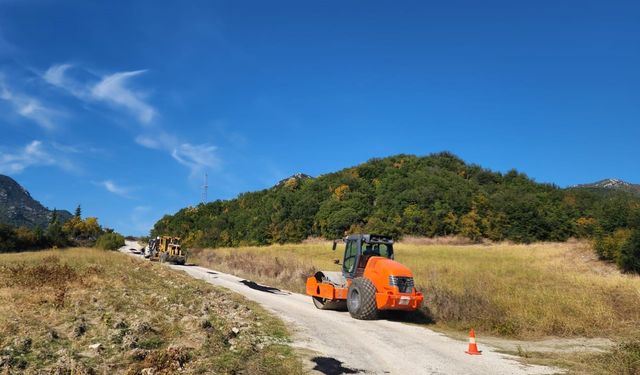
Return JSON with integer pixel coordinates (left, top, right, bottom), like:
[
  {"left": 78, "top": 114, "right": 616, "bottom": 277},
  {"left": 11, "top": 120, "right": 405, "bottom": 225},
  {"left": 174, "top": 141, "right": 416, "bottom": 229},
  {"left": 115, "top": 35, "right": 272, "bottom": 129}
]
[{"left": 152, "top": 152, "right": 640, "bottom": 247}]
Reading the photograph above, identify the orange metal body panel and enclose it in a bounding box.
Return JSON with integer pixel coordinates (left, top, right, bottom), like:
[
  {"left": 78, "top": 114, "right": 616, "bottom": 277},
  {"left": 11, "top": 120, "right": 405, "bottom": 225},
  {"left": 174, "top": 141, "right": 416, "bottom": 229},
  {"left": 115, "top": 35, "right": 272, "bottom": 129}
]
[
  {"left": 363, "top": 257, "right": 423, "bottom": 311},
  {"left": 306, "top": 276, "right": 348, "bottom": 300},
  {"left": 375, "top": 291, "right": 424, "bottom": 310}
]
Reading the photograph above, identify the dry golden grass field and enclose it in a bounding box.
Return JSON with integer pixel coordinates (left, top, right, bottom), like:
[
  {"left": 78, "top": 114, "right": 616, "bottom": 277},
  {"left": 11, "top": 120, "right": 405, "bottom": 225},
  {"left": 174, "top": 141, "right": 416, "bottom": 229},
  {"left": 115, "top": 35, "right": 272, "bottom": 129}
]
[
  {"left": 190, "top": 240, "right": 640, "bottom": 374},
  {"left": 191, "top": 240, "right": 640, "bottom": 339},
  {"left": 0, "top": 248, "right": 303, "bottom": 375}
]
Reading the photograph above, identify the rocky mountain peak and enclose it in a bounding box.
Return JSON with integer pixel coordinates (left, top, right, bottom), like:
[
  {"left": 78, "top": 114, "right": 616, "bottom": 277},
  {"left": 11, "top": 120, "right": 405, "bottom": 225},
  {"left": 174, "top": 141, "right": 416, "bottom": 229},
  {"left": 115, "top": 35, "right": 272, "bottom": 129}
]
[
  {"left": 0, "top": 174, "right": 72, "bottom": 228},
  {"left": 276, "top": 173, "right": 313, "bottom": 187},
  {"left": 571, "top": 178, "right": 640, "bottom": 196}
]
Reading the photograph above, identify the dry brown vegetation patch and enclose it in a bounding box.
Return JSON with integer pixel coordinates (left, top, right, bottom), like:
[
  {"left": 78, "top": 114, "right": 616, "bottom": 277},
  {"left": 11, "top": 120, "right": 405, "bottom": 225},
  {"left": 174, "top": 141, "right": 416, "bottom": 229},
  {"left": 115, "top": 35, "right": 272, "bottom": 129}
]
[
  {"left": 195, "top": 249, "right": 316, "bottom": 291},
  {"left": 0, "top": 249, "right": 302, "bottom": 374}
]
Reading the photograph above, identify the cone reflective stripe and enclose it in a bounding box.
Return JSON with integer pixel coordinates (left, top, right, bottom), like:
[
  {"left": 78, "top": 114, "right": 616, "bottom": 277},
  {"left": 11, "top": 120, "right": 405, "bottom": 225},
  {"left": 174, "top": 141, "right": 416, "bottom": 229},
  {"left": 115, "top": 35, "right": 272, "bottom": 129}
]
[{"left": 465, "top": 328, "right": 482, "bottom": 355}]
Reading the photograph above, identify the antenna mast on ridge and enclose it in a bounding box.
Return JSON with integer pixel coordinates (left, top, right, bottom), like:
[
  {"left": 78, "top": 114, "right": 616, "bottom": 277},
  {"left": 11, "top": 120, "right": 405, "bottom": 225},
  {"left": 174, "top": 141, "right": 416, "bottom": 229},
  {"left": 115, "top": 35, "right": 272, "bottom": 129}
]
[{"left": 201, "top": 173, "right": 208, "bottom": 203}]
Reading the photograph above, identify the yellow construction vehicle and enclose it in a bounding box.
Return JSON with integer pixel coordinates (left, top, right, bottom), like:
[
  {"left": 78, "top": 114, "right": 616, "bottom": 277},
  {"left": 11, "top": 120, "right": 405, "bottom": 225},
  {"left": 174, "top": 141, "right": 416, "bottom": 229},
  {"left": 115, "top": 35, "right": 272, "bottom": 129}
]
[{"left": 148, "top": 236, "right": 186, "bottom": 265}]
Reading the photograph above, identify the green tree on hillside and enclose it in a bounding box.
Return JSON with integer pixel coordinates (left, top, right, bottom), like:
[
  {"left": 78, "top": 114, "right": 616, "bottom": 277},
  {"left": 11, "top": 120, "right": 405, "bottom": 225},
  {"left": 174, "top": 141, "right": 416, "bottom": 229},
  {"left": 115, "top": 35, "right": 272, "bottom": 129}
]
[
  {"left": 46, "top": 220, "right": 67, "bottom": 247},
  {"left": 50, "top": 209, "right": 59, "bottom": 225},
  {"left": 619, "top": 228, "right": 640, "bottom": 273},
  {"left": 460, "top": 209, "right": 482, "bottom": 242}
]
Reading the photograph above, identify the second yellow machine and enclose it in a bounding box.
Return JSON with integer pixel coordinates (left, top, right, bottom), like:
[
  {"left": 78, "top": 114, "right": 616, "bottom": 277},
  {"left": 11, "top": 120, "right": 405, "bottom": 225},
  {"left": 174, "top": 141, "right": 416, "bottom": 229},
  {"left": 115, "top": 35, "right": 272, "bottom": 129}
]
[{"left": 146, "top": 236, "right": 187, "bottom": 265}]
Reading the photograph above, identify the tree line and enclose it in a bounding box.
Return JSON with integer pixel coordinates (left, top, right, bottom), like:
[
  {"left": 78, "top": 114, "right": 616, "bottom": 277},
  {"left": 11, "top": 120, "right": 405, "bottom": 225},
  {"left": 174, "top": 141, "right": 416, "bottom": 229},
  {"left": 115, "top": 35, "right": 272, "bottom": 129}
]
[
  {"left": 152, "top": 153, "right": 640, "bottom": 271},
  {"left": 0, "top": 205, "right": 124, "bottom": 252}
]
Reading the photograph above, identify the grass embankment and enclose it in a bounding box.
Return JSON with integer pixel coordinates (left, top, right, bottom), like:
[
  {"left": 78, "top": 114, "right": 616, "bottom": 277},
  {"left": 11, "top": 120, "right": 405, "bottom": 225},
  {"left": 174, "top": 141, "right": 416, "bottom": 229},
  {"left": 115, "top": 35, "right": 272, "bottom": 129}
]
[
  {"left": 191, "top": 240, "right": 640, "bottom": 339},
  {"left": 0, "top": 248, "right": 303, "bottom": 374}
]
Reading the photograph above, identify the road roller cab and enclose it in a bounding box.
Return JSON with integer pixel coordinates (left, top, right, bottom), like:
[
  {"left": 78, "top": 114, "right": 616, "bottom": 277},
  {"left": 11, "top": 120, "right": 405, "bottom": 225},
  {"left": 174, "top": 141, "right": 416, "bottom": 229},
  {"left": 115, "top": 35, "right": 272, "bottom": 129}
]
[{"left": 306, "top": 234, "right": 423, "bottom": 319}]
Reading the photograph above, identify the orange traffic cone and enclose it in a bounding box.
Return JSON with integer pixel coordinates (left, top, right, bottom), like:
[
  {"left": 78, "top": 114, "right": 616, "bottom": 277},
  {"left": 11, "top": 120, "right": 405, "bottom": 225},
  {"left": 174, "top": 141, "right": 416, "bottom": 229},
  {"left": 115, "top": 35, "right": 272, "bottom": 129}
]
[{"left": 465, "top": 328, "right": 482, "bottom": 355}]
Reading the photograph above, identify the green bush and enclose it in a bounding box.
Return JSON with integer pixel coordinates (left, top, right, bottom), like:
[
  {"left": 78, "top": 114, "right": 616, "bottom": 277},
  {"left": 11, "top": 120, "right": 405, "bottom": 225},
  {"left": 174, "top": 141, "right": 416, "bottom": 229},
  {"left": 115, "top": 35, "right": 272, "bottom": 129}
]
[
  {"left": 593, "top": 229, "right": 631, "bottom": 261},
  {"left": 1, "top": 224, "right": 49, "bottom": 252},
  {"left": 95, "top": 233, "right": 125, "bottom": 251},
  {"left": 619, "top": 228, "right": 640, "bottom": 273},
  {"left": 45, "top": 221, "right": 69, "bottom": 248}
]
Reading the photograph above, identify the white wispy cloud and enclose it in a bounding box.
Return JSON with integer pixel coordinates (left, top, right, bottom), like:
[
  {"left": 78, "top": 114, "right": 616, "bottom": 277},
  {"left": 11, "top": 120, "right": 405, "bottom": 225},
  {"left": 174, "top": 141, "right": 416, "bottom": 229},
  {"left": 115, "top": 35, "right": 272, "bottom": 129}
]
[
  {"left": 42, "top": 64, "right": 220, "bottom": 177},
  {"left": 134, "top": 134, "right": 162, "bottom": 149},
  {"left": 51, "top": 142, "right": 106, "bottom": 156},
  {"left": 43, "top": 64, "right": 156, "bottom": 125},
  {"left": 42, "top": 63, "right": 72, "bottom": 87},
  {"left": 99, "top": 179, "right": 131, "bottom": 197},
  {"left": 0, "top": 140, "right": 76, "bottom": 174},
  {"left": 17, "top": 100, "right": 57, "bottom": 130},
  {"left": 135, "top": 132, "right": 221, "bottom": 177},
  {"left": 0, "top": 80, "right": 60, "bottom": 130},
  {"left": 92, "top": 70, "right": 155, "bottom": 124},
  {"left": 134, "top": 132, "right": 187, "bottom": 151},
  {"left": 171, "top": 143, "right": 220, "bottom": 176}
]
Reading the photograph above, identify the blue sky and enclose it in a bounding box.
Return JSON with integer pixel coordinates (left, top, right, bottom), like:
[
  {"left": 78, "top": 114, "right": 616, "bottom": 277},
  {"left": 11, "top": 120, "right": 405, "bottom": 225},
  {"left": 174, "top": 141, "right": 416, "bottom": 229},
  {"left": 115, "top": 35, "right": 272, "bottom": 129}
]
[{"left": 1, "top": 1, "right": 639, "bottom": 235}]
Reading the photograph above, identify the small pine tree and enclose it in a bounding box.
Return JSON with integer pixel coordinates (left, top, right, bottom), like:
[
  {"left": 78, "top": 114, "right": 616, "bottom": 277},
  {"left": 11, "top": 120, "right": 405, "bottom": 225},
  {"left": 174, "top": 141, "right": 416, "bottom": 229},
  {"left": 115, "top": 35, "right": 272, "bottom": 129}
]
[
  {"left": 75, "top": 205, "right": 82, "bottom": 219},
  {"left": 618, "top": 228, "right": 640, "bottom": 273},
  {"left": 50, "top": 209, "right": 59, "bottom": 224},
  {"left": 46, "top": 220, "right": 67, "bottom": 248}
]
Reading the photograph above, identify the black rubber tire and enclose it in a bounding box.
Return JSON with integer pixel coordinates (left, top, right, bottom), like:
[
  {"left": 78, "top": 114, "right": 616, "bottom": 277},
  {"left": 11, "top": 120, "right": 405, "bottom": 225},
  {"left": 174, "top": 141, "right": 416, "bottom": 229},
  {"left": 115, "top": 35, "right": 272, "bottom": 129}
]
[
  {"left": 347, "top": 277, "right": 378, "bottom": 320},
  {"left": 312, "top": 297, "right": 347, "bottom": 311}
]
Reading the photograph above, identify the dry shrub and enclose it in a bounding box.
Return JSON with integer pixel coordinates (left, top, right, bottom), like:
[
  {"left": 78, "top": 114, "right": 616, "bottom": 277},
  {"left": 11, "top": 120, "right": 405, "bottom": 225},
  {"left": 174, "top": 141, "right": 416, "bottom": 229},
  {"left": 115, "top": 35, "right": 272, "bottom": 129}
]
[
  {"left": 0, "top": 259, "right": 98, "bottom": 309},
  {"left": 200, "top": 250, "right": 315, "bottom": 292},
  {"left": 607, "top": 287, "right": 640, "bottom": 324},
  {"left": 590, "top": 339, "right": 640, "bottom": 375},
  {"left": 400, "top": 236, "right": 486, "bottom": 246},
  {"left": 53, "top": 286, "right": 68, "bottom": 309},
  {"left": 126, "top": 347, "right": 191, "bottom": 374},
  {"left": 302, "top": 237, "right": 328, "bottom": 244},
  {"left": 42, "top": 254, "right": 61, "bottom": 264},
  {"left": 421, "top": 272, "right": 513, "bottom": 335},
  {"left": 84, "top": 264, "right": 105, "bottom": 275},
  {"left": 3, "top": 262, "right": 78, "bottom": 288},
  {"left": 48, "top": 351, "right": 94, "bottom": 375}
]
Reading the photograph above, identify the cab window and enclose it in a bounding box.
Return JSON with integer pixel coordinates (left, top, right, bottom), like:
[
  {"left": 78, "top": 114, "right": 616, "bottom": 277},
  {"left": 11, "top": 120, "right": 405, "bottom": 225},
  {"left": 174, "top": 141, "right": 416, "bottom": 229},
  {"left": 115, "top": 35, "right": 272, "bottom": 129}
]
[
  {"left": 377, "top": 244, "right": 393, "bottom": 258},
  {"left": 362, "top": 243, "right": 393, "bottom": 258},
  {"left": 342, "top": 240, "right": 358, "bottom": 274}
]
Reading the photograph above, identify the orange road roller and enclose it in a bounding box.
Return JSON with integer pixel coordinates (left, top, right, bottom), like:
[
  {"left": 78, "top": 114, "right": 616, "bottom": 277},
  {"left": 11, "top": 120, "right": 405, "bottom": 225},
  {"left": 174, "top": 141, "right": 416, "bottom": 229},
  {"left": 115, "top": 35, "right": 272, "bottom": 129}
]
[{"left": 306, "top": 234, "right": 423, "bottom": 319}]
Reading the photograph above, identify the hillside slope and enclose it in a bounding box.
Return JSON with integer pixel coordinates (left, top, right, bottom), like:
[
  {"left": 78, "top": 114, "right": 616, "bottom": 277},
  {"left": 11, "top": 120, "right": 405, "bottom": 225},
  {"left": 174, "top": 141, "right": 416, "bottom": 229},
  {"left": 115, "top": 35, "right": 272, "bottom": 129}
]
[
  {"left": 0, "top": 175, "right": 71, "bottom": 228},
  {"left": 152, "top": 152, "right": 640, "bottom": 247}
]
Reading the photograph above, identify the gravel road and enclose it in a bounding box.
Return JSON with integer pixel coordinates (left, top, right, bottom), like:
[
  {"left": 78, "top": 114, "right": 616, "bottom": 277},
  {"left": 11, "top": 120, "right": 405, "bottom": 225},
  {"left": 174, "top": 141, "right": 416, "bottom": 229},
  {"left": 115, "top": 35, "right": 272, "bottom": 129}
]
[{"left": 121, "top": 241, "right": 560, "bottom": 375}]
